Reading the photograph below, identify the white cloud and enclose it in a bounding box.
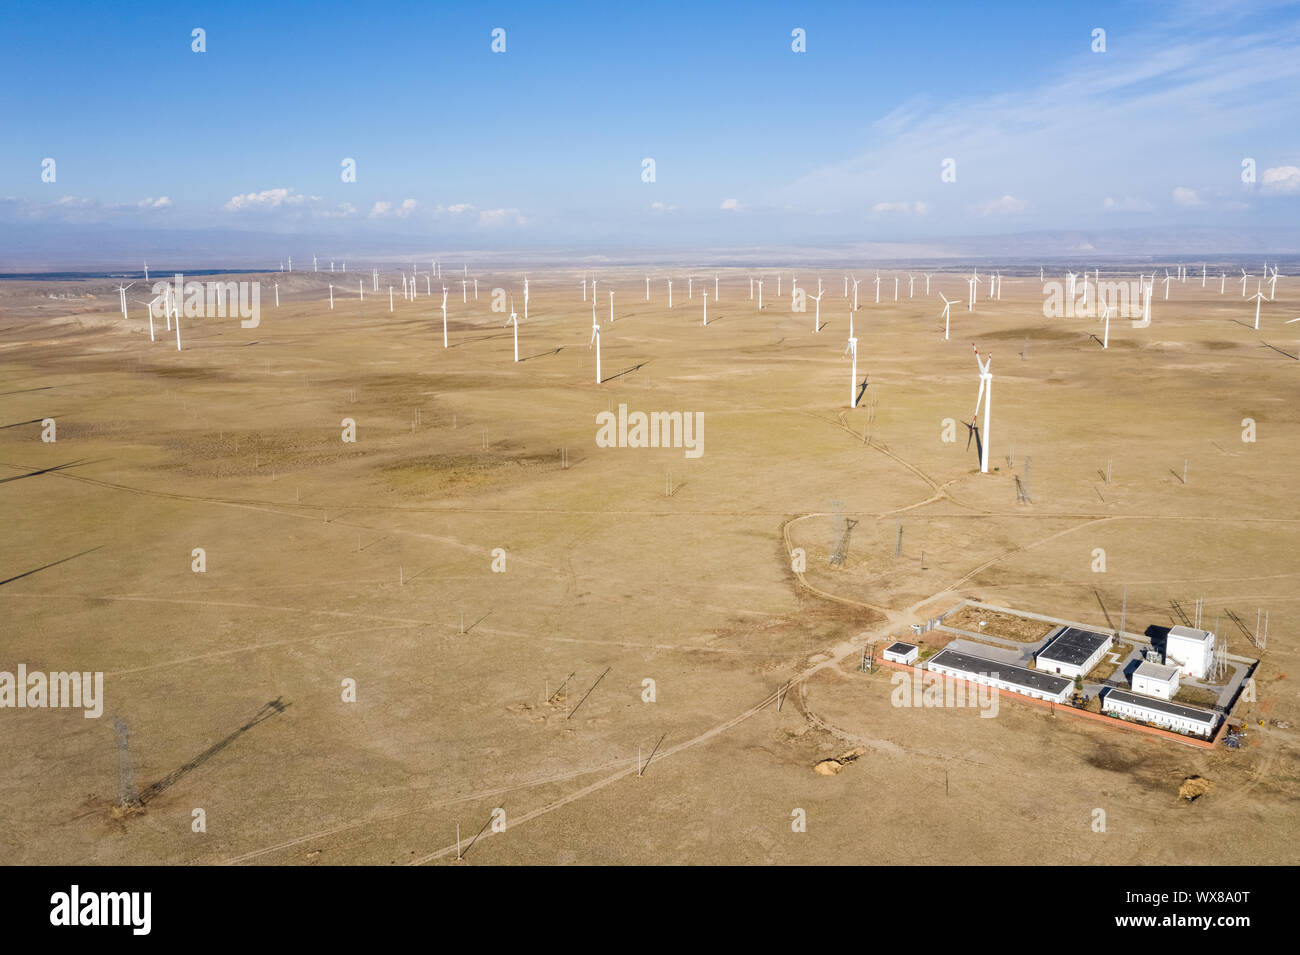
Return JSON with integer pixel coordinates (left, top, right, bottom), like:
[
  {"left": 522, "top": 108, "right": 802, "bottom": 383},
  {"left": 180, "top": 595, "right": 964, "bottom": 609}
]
[
  {"left": 872, "top": 200, "right": 928, "bottom": 215},
  {"left": 137, "top": 196, "right": 172, "bottom": 209},
  {"left": 1172, "top": 186, "right": 1203, "bottom": 206},
  {"left": 1260, "top": 165, "right": 1300, "bottom": 194},
  {"left": 447, "top": 202, "right": 474, "bottom": 214},
  {"left": 477, "top": 207, "right": 525, "bottom": 226},
  {"left": 1103, "top": 195, "right": 1155, "bottom": 212},
  {"left": 719, "top": 198, "right": 741, "bottom": 211},
  {"left": 650, "top": 200, "right": 677, "bottom": 212},
  {"left": 974, "top": 195, "right": 1028, "bottom": 216},
  {"left": 368, "top": 199, "right": 417, "bottom": 218},
  {"left": 223, "top": 188, "right": 308, "bottom": 211}
]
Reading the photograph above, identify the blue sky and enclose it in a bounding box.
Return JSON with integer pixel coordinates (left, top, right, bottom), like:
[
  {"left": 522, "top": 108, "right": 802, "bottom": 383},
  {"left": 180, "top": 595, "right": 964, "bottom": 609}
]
[{"left": 3, "top": 0, "right": 1299, "bottom": 263}]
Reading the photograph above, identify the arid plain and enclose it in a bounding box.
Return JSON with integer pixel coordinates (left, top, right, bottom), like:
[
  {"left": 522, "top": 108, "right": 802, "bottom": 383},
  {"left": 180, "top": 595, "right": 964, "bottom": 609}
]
[{"left": 1, "top": 265, "right": 1296, "bottom": 865}]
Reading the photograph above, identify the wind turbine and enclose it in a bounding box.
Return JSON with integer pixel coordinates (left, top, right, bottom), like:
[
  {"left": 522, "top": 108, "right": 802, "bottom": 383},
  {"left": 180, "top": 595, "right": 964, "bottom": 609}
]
[
  {"left": 138, "top": 296, "right": 158, "bottom": 341},
  {"left": 852, "top": 275, "right": 861, "bottom": 310},
  {"left": 524, "top": 276, "right": 529, "bottom": 320},
  {"left": 995, "top": 272, "right": 1002, "bottom": 301},
  {"left": 505, "top": 299, "right": 519, "bottom": 362},
  {"left": 1102, "top": 303, "right": 1111, "bottom": 349},
  {"left": 441, "top": 287, "right": 448, "bottom": 347},
  {"left": 757, "top": 280, "right": 762, "bottom": 310},
  {"left": 609, "top": 290, "right": 615, "bottom": 324},
  {"left": 590, "top": 323, "right": 601, "bottom": 383},
  {"left": 1163, "top": 274, "right": 1172, "bottom": 300},
  {"left": 810, "top": 289, "right": 824, "bottom": 331},
  {"left": 668, "top": 280, "right": 673, "bottom": 309},
  {"left": 582, "top": 277, "right": 587, "bottom": 301},
  {"left": 967, "top": 272, "right": 977, "bottom": 312},
  {"left": 872, "top": 273, "right": 879, "bottom": 305},
  {"left": 646, "top": 275, "right": 650, "bottom": 301},
  {"left": 925, "top": 273, "right": 933, "bottom": 295},
  {"left": 908, "top": 273, "right": 915, "bottom": 298},
  {"left": 1241, "top": 269, "right": 1251, "bottom": 297},
  {"left": 971, "top": 344, "right": 992, "bottom": 474},
  {"left": 1251, "top": 288, "right": 1266, "bottom": 329},
  {"left": 939, "top": 293, "right": 956, "bottom": 341},
  {"left": 715, "top": 274, "right": 719, "bottom": 301},
  {"left": 1268, "top": 267, "right": 1279, "bottom": 300},
  {"left": 844, "top": 329, "right": 859, "bottom": 408},
  {"left": 359, "top": 280, "right": 364, "bottom": 302},
  {"left": 702, "top": 289, "right": 709, "bottom": 326},
  {"left": 275, "top": 282, "right": 279, "bottom": 308},
  {"left": 115, "top": 281, "right": 134, "bottom": 318},
  {"left": 894, "top": 276, "right": 899, "bottom": 302},
  {"left": 329, "top": 284, "right": 334, "bottom": 309}
]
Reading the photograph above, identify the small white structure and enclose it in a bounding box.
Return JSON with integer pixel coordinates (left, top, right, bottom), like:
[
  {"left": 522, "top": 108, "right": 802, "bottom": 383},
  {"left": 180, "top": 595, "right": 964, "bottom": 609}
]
[
  {"left": 1102, "top": 688, "right": 1218, "bottom": 738},
  {"left": 1131, "top": 661, "right": 1180, "bottom": 700},
  {"left": 883, "top": 641, "right": 919, "bottom": 665},
  {"left": 1165, "top": 625, "right": 1215, "bottom": 680}
]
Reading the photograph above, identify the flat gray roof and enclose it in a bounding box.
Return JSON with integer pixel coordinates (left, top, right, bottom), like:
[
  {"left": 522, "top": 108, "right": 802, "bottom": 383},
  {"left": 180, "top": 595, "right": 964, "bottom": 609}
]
[
  {"left": 1134, "top": 661, "right": 1180, "bottom": 682},
  {"left": 1036, "top": 627, "right": 1110, "bottom": 668},
  {"left": 885, "top": 641, "right": 917, "bottom": 655},
  {"left": 929, "top": 648, "right": 1071, "bottom": 695},
  {"left": 1104, "top": 688, "right": 1217, "bottom": 725}
]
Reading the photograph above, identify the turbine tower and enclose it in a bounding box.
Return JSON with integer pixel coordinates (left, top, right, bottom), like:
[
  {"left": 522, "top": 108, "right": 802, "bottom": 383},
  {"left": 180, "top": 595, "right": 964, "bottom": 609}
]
[{"left": 972, "top": 344, "right": 993, "bottom": 474}]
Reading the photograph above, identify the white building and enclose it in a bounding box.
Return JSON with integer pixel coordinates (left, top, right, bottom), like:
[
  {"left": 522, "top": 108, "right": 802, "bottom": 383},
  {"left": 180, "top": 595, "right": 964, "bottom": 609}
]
[
  {"left": 1034, "top": 626, "right": 1112, "bottom": 680},
  {"left": 883, "top": 641, "right": 919, "bottom": 665},
  {"left": 1102, "top": 688, "right": 1218, "bottom": 738},
  {"left": 1131, "top": 661, "right": 1180, "bottom": 700},
  {"left": 1165, "top": 626, "right": 1215, "bottom": 680},
  {"left": 927, "top": 648, "right": 1072, "bottom": 703}
]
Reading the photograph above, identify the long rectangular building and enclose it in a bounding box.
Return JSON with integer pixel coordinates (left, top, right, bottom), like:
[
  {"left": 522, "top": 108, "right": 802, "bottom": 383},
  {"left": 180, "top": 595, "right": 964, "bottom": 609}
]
[
  {"left": 1102, "top": 688, "right": 1219, "bottom": 738},
  {"left": 927, "top": 647, "right": 1072, "bottom": 703}
]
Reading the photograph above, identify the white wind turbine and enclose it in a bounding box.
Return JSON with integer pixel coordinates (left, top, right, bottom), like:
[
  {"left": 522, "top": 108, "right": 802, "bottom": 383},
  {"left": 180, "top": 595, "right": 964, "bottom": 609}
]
[
  {"left": 714, "top": 274, "right": 719, "bottom": 300},
  {"left": 1163, "top": 274, "right": 1172, "bottom": 300},
  {"left": 1251, "top": 288, "right": 1266, "bottom": 329},
  {"left": 668, "top": 280, "right": 673, "bottom": 309},
  {"left": 702, "top": 289, "right": 709, "bottom": 326},
  {"left": 609, "top": 290, "right": 615, "bottom": 324},
  {"left": 971, "top": 344, "right": 993, "bottom": 474},
  {"left": 389, "top": 287, "right": 394, "bottom": 312},
  {"left": 646, "top": 275, "right": 650, "bottom": 301},
  {"left": 852, "top": 275, "right": 861, "bottom": 310},
  {"left": 505, "top": 299, "right": 519, "bottom": 362},
  {"left": 908, "top": 273, "right": 915, "bottom": 298},
  {"left": 524, "top": 275, "right": 530, "bottom": 320},
  {"left": 115, "top": 281, "right": 134, "bottom": 318},
  {"left": 329, "top": 284, "right": 334, "bottom": 309},
  {"left": 1202, "top": 263, "right": 1207, "bottom": 288},
  {"left": 689, "top": 276, "right": 694, "bottom": 299},
  {"left": 995, "top": 272, "right": 1002, "bottom": 301},
  {"left": 359, "top": 280, "right": 364, "bottom": 301},
  {"left": 143, "top": 261, "right": 149, "bottom": 281},
  {"left": 462, "top": 278, "right": 467, "bottom": 303},
  {"left": 590, "top": 322, "right": 601, "bottom": 384},
  {"left": 894, "top": 275, "right": 899, "bottom": 302},
  {"left": 138, "top": 295, "right": 158, "bottom": 341},
  {"left": 1268, "top": 267, "right": 1279, "bottom": 300},
  {"left": 925, "top": 273, "right": 933, "bottom": 295},
  {"left": 873, "top": 272, "right": 880, "bottom": 304},
  {"left": 1241, "top": 269, "right": 1251, "bottom": 297},
  {"left": 844, "top": 326, "right": 859, "bottom": 408},
  {"left": 582, "top": 276, "right": 587, "bottom": 301},
  {"left": 1101, "top": 302, "right": 1111, "bottom": 349},
  {"left": 757, "top": 279, "right": 762, "bottom": 310},
  {"left": 810, "top": 289, "right": 824, "bottom": 331},
  {"left": 1220, "top": 273, "right": 1225, "bottom": 294},
  {"left": 967, "top": 271, "right": 977, "bottom": 311},
  {"left": 275, "top": 282, "right": 279, "bottom": 307},
  {"left": 939, "top": 292, "right": 956, "bottom": 341},
  {"left": 844, "top": 275, "right": 849, "bottom": 298},
  {"left": 441, "top": 287, "right": 448, "bottom": 347}
]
